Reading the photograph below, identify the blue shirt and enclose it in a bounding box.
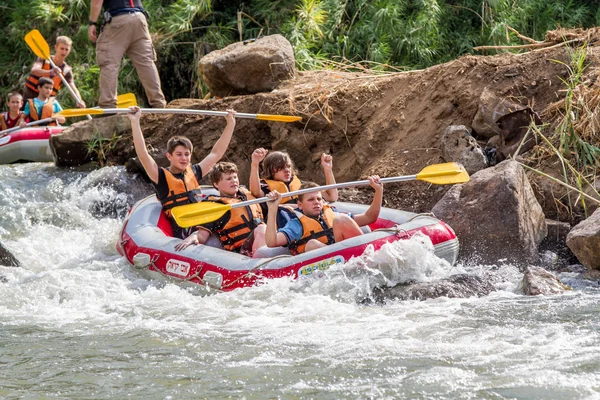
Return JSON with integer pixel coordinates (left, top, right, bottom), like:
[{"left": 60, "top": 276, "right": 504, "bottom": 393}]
[
  {"left": 23, "top": 98, "right": 63, "bottom": 119},
  {"left": 278, "top": 207, "right": 352, "bottom": 244}
]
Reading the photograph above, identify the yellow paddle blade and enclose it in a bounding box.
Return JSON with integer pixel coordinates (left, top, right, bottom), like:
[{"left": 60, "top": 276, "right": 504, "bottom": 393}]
[
  {"left": 56, "top": 108, "right": 106, "bottom": 118},
  {"left": 256, "top": 114, "right": 302, "bottom": 123},
  {"left": 116, "top": 93, "right": 137, "bottom": 108},
  {"left": 416, "top": 162, "right": 470, "bottom": 184},
  {"left": 171, "top": 202, "right": 233, "bottom": 228},
  {"left": 25, "top": 29, "right": 51, "bottom": 60}
]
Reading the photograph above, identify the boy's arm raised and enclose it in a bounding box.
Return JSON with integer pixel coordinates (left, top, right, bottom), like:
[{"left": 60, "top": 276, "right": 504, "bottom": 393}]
[
  {"left": 250, "top": 148, "right": 267, "bottom": 198},
  {"left": 128, "top": 107, "right": 159, "bottom": 184},
  {"left": 352, "top": 176, "right": 383, "bottom": 227},
  {"left": 321, "top": 153, "right": 338, "bottom": 202},
  {"left": 199, "top": 109, "right": 236, "bottom": 176},
  {"left": 265, "top": 191, "right": 289, "bottom": 247}
]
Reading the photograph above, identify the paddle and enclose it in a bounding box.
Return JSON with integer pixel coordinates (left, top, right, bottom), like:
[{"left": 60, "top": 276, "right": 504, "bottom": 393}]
[
  {"left": 0, "top": 93, "right": 137, "bottom": 137},
  {"left": 56, "top": 107, "right": 302, "bottom": 123},
  {"left": 24, "top": 29, "right": 91, "bottom": 120},
  {"left": 171, "top": 162, "right": 470, "bottom": 228}
]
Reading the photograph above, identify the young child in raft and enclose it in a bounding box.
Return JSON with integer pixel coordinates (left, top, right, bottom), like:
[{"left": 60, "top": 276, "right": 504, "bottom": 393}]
[
  {"left": 265, "top": 178, "right": 383, "bottom": 255},
  {"left": 128, "top": 106, "right": 237, "bottom": 241},
  {"left": 175, "top": 162, "right": 267, "bottom": 256},
  {"left": 1, "top": 92, "right": 26, "bottom": 131},
  {"left": 20, "top": 77, "right": 66, "bottom": 127},
  {"left": 250, "top": 148, "right": 338, "bottom": 227}
]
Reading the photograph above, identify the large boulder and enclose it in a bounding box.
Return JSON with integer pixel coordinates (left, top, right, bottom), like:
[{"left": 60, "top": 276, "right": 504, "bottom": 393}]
[
  {"left": 432, "top": 160, "right": 547, "bottom": 265},
  {"left": 472, "top": 88, "right": 525, "bottom": 139},
  {"left": 199, "top": 34, "right": 296, "bottom": 97},
  {"left": 440, "top": 125, "right": 488, "bottom": 175},
  {"left": 50, "top": 115, "right": 131, "bottom": 167},
  {"left": 566, "top": 208, "right": 600, "bottom": 269}
]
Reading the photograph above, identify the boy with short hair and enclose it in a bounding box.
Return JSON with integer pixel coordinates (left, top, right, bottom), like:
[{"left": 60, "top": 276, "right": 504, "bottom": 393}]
[
  {"left": 176, "top": 162, "right": 267, "bottom": 255},
  {"left": 23, "top": 36, "right": 85, "bottom": 108},
  {"left": 1, "top": 92, "right": 26, "bottom": 131},
  {"left": 128, "top": 106, "right": 237, "bottom": 240},
  {"left": 265, "top": 178, "right": 383, "bottom": 254},
  {"left": 20, "top": 77, "right": 66, "bottom": 127}
]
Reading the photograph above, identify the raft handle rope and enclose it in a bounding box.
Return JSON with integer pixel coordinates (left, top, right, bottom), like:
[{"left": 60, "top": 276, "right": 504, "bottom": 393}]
[
  {"left": 407, "top": 212, "right": 435, "bottom": 222},
  {"left": 220, "top": 254, "right": 293, "bottom": 290}
]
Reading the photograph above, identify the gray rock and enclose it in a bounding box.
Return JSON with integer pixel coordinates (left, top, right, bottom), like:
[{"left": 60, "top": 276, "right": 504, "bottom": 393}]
[
  {"left": 472, "top": 87, "right": 526, "bottom": 139},
  {"left": 520, "top": 266, "right": 570, "bottom": 295},
  {"left": 0, "top": 242, "right": 19, "bottom": 267},
  {"left": 432, "top": 160, "right": 547, "bottom": 265},
  {"left": 372, "top": 274, "right": 495, "bottom": 302},
  {"left": 50, "top": 115, "right": 131, "bottom": 167},
  {"left": 440, "top": 125, "right": 488, "bottom": 175},
  {"left": 566, "top": 208, "right": 600, "bottom": 269},
  {"left": 199, "top": 34, "right": 296, "bottom": 97}
]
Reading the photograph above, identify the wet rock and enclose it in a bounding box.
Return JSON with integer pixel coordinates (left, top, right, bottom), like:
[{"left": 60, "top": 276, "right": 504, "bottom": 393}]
[
  {"left": 199, "top": 34, "right": 296, "bottom": 98},
  {"left": 566, "top": 207, "right": 600, "bottom": 269},
  {"left": 440, "top": 125, "right": 488, "bottom": 175},
  {"left": 50, "top": 115, "right": 131, "bottom": 167},
  {"left": 520, "top": 266, "right": 571, "bottom": 295},
  {"left": 432, "top": 160, "right": 547, "bottom": 265},
  {"left": 539, "top": 219, "right": 577, "bottom": 269},
  {"left": 372, "top": 274, "right": 495, "bottom": 301},
  {"left": 0, "top": 242, "right": 19, "bottom": 267}
]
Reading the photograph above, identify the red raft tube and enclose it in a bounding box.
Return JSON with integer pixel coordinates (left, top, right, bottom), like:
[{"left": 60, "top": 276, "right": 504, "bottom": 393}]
[
  {"left": 117, "top": 194, "right": 460, "bottom": 292},
  {"left": 0, "top": 126, "right": 63, "bottom": 164}
]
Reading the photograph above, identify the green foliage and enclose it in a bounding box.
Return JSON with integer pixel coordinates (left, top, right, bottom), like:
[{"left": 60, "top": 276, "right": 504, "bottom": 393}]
[
  {"left": 86, "top": 130, "right": 124, "bottom": 167},
  {"left": 1, "top": 0, "right": 599, "bottom": 108}
]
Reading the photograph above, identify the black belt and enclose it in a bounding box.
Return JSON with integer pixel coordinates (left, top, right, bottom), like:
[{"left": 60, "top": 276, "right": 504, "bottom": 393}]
[{"left": 110, "top": 9, "right": 142, "bottom": 17}]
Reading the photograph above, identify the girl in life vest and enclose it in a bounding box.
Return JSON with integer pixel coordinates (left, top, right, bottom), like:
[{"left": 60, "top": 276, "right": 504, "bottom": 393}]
[
  {"left": 264, "top": 178, "right": 383, "bottom": 255},
  {"left": 1, "top": 92, "right": 26, "bottom": 131},
  {"left": 175, "top": 162, "right": 268, "bottom": 257},
  {"left": 249, "top": 149, "right": 339, "bottom": 228}
]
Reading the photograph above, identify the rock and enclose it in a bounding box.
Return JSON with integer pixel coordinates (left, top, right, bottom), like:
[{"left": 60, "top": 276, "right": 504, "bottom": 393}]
[
  {"left": 566, "top": 208, "right": 600, "bottom": 269},
  {"left": 440, "top": 125, "right": 488, "bottom": 175},
  {"left": 520, "top": 266, "right": 571, "bottom": 295},
  {"left": 471, "top": 87, "right": 528, "bottom": 139},
  {"left": 431, "top": 160, "right": 547, "bottom": 265},
  {"left": 50, "top": 115, "right": 131, "bottom": 167},
  {"left": 539, "top": 219, "right": 576, "bottom": 268},
  {"left": 0, "top": 242, "right": 19, "bottom": 267},
  {"left": 372, "top": 274, "right": 495, "bottom": 301},
  {"left": 494, "top": 108, "right": 541, "bottom": 162},
  {"left": 199, "top": 34, "right": 296, "bottom": 98}
]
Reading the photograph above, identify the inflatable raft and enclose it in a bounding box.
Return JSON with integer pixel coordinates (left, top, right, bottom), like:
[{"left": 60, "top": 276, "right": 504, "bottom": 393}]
[
  {"left": 117, "top": 192, "right": 460, "bottom": 292},
  {"left": 0, "top": 126, "right": 63, "bottom": 164}
]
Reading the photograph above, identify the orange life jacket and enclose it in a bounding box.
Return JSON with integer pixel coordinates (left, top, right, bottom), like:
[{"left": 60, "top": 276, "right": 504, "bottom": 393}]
[
  {"left": 25, "top": 59, "right": 65, "bottom": 97},
  {"left": 288, "top": 205, "right": 336, "bottom": 255},
  {"left": 263, "top": 175, "right": 302, "bottom": 203},
  {"left": 205, "top": 189, "right": 264, "bottom": 252},
  {"left": 1, "top": 112, "right": 24, "bottom": 130},
  {"left": 159, "top": 165, "right": 203, "bottom": 217},
  {"left": 27, "top": 98, "right": 57, "bottom": 126}
]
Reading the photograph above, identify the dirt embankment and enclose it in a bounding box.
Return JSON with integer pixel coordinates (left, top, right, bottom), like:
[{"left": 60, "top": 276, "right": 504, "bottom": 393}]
[{"left": 115, "top": 28, "right": 600, "bottom": 221}]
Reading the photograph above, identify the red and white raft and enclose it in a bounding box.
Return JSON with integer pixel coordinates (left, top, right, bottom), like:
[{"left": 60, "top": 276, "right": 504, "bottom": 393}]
[
  {"left": 0, "top": 126, "right": 63, "bottom": 164},
  {"left": 117, "top": 195, "right": 460, "bottom": 292}
]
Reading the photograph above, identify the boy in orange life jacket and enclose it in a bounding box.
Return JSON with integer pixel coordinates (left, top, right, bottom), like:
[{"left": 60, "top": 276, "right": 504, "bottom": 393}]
[
  {"left": 23, "top": 36, "right": 85, "bottom": 108},
  {"left": 20, "top": 78, "right": 66, "bottom": 127},
  {"left": 1, "top": 92, "right": 26, "bottom": 131},
  {"left": 265, "top": 177, "right": 383, "bottom": 255},
  {"left": 128, "top": 106, "right": 236, "bottom": 239},
  {"left": 174, "top": 162, "right": 267, "bottom": 256}
]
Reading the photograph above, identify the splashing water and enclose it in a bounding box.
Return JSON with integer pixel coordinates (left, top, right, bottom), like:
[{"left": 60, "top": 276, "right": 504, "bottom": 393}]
[{"left": 1, "top": 163, "right": 599, "bottom": 399}]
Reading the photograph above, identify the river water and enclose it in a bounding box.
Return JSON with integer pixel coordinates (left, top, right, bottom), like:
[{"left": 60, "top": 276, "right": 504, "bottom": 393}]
[{"left": 1, "top": 163, "right": 599, "bottom": 399}]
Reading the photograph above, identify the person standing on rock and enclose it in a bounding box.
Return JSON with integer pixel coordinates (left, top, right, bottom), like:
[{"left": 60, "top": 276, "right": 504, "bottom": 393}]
[
  {"left": 127, "top": 106, "right": 236, "bottom": 239},
  {"left": 88, "top": 0, "right": 166, "bottom": 108}
]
